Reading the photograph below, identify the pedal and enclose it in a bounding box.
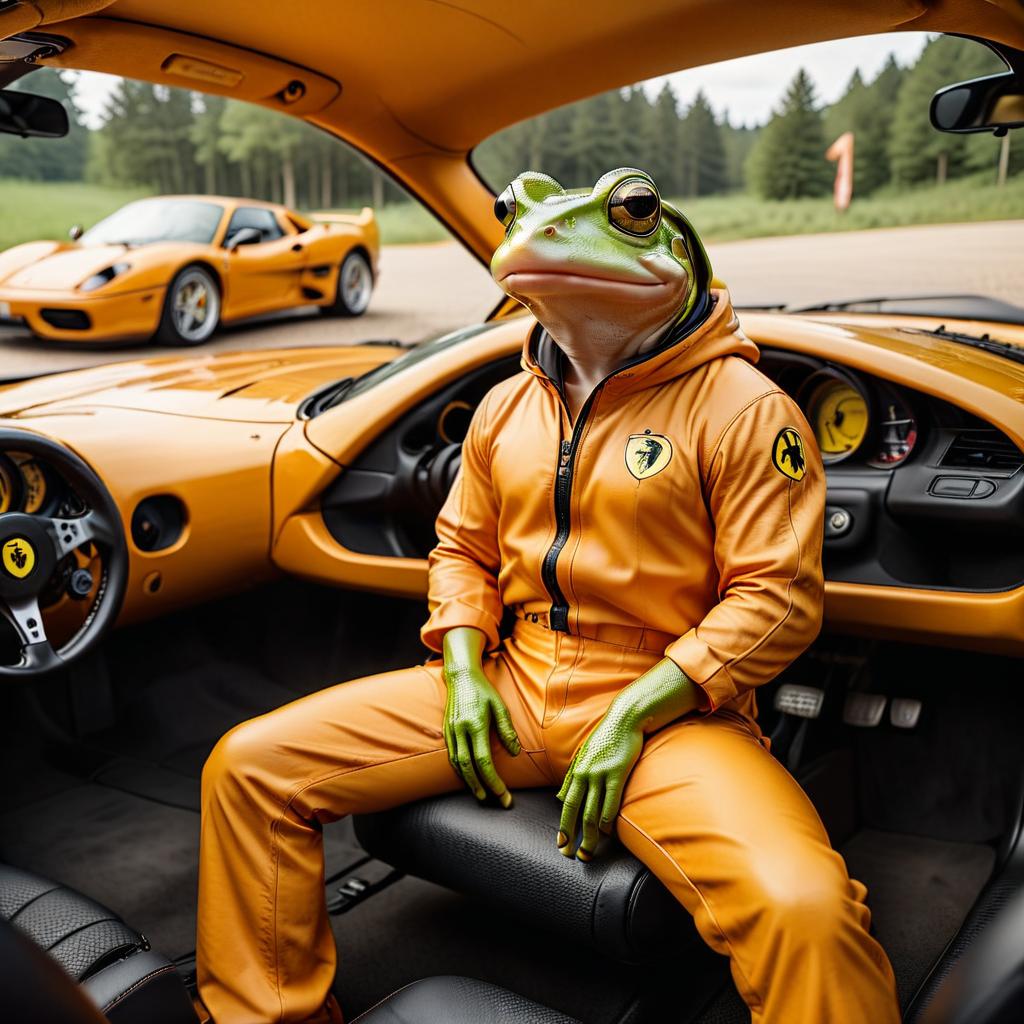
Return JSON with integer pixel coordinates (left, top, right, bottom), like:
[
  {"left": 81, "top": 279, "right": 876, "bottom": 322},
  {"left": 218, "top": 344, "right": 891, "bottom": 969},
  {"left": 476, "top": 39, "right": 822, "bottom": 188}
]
[
  {"left": 774, "top": 684, "right": 824, "bottom": 719},
  {"left": 890, "top": 698, "right": 922, "bottom": 729},
  {"left": 843, "top": 693, "right": 887, "bottom": 727}
]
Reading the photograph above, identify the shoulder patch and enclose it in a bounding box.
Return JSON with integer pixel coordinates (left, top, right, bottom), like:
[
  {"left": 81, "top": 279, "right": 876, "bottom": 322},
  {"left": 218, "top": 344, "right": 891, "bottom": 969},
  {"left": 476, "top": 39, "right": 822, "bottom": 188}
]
[{"left": 771, "top": 427, "right": 806, "bottom": 482}]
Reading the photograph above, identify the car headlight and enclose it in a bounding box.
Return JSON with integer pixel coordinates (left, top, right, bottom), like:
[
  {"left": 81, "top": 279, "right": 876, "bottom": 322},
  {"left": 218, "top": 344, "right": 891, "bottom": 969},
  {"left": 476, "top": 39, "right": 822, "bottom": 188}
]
[{"left": 80, "top": 262, "right": 130, "bottom": 292}]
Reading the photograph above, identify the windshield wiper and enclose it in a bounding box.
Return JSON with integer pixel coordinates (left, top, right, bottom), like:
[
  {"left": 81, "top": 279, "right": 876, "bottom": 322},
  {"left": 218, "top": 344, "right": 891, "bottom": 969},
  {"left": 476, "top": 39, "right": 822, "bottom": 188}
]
[
  {"left": 903, "top": 325, "right": 1024, "bottom": 366},
  {"left": 790, "top": 294, "right": 1024, "bottom": 327}
]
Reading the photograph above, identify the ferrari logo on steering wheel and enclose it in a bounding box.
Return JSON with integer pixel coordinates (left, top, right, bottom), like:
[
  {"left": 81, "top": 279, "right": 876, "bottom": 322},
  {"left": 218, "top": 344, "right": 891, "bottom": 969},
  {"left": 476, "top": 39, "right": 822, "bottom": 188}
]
[{"left": 2, "top": 537, "right": 36, "bottom": 580}]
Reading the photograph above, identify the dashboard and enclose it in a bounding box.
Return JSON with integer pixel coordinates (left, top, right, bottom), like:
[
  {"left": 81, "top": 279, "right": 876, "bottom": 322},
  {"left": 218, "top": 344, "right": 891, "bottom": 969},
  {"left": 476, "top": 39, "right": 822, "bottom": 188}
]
[
  {"left": 0, "top": 451, "right": 78, "bottom": 519},
  {"left": 323, "top": 343, "right": 1024, "bottom": 598}
]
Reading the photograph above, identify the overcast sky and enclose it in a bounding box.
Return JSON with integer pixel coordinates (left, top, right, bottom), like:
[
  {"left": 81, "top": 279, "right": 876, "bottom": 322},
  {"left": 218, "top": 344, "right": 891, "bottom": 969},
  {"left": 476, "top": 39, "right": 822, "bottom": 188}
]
[{"left": 69, "top": 32, "right": 933, "bottom": 131}]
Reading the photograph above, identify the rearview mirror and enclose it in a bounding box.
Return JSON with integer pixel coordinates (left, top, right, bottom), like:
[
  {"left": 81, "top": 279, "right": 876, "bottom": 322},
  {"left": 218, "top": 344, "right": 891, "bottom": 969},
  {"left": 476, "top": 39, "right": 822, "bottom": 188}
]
[
  {"left": 68, "top": 224, "right": 83, "bottom": 241},
  {"left": 226, "top": 227, "right": 262, "bottom": 251},
  {"left": 931, "top": 69, "right": 1024, "bottom": 134},
  {"left": 0, "top": 89, "right": 68, "bottom": 139}
]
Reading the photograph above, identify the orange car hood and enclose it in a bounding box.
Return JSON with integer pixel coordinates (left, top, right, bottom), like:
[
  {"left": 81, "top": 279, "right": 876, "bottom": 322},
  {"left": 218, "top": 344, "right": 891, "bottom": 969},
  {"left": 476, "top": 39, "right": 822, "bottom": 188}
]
[
  {"left": 1, "top": 243, "right": 145, "bottom": 291},
  {"left": 0, "top": 345, "right": 399, "bottom": 423}
]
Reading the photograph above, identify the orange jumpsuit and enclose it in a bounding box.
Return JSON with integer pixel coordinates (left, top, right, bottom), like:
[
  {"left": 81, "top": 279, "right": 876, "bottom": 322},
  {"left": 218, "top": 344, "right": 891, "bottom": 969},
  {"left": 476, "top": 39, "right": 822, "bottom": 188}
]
[{"left": 197, "top": 291, "right": 900, "bottom": 1023}]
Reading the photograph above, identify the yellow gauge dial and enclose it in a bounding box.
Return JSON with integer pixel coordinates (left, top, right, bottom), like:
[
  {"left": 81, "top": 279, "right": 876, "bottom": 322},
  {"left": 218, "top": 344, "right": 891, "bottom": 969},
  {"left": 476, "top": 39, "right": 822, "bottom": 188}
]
[
  {"left": 806, "top": 377, "right": 869, "bottom": 462},
  {"left": 0, "top": 462, "right": 12, "bottom": 514},
  {"left": 16, "top": 458, "right": 47, "bottom": 514}
]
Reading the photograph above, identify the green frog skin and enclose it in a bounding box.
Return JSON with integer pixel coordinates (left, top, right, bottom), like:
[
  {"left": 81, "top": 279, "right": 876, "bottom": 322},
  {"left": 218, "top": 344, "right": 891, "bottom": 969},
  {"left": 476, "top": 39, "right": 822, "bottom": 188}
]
[{"left": 441, "top": 168, "right": 709, "bottom": 858}]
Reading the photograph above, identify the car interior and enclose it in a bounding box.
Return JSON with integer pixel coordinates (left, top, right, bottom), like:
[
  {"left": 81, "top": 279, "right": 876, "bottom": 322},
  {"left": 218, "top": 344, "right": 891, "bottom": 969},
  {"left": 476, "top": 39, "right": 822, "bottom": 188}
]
[{"left": 1, "top": 1, "right": 1024, "bottom": 1023}]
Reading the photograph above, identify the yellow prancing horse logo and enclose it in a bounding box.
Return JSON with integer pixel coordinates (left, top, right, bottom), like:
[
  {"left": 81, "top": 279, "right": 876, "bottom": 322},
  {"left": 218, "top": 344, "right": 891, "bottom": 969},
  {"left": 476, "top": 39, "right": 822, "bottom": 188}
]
[
  {"left": 625, "top": 431, "right": 673, "bottom": 480},
  {"left": 2, "top": 537, "right": 36, "bottom": 580},
  {"left": 771, "top": 427, "right": 807, "bottom": 482}
]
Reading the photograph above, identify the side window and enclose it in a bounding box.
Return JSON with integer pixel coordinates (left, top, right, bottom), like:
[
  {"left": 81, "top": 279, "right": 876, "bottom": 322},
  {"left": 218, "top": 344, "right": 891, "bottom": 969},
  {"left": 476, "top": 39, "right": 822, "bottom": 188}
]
[{"left": 223, "top": 207, "right": 285, "bottom": 246}]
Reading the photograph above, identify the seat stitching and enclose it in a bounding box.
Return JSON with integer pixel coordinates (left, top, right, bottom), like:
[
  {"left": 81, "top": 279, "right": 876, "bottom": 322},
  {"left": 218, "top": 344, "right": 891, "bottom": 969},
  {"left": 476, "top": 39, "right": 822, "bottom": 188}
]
[{"left": 101, "top": 963, "right": 177, "bottom": 1012}]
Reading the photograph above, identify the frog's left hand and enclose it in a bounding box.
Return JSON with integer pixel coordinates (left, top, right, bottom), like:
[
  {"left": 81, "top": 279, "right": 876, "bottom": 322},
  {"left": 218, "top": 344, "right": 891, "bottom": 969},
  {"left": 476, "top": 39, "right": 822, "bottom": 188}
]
[
  {"left": 555, "top": 657, "right": 702, "bottom": 861},
  {"left": 556, "top": 709, "right": 644, "bottom": 861}
]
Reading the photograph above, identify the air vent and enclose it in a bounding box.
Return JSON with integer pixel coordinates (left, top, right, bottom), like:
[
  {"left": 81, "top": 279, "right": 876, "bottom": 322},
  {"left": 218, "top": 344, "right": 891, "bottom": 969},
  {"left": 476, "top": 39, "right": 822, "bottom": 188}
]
[{"left": 941, "top": 429, "right": 1024, "bottom": 473}]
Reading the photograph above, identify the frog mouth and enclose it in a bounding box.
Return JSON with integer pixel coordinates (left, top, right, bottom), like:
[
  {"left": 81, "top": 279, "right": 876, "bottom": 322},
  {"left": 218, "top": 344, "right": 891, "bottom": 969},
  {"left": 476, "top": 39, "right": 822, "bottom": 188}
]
[{"left": 496, "top": 254, "right": 684, "bottom": 291}]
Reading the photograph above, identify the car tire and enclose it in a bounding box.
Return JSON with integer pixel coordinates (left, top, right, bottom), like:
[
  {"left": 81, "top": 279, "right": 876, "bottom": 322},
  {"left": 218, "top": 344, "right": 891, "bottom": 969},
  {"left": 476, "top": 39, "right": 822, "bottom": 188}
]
[
  {"left": 154, "top": 265, "right": 221, "bottom": 346},
  {"left": 322, "top": 250, "right": 373, "bottom": 317}
]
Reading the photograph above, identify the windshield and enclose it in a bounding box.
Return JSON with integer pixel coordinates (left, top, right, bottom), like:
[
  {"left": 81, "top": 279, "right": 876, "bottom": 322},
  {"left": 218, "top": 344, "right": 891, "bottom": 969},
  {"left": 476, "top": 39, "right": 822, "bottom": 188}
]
[
  {"left": 473, "top": 33, "right": 1018, "bottom": 317},
  {"left": 80, "top": 198, "right": 224, "bottom": 246}
]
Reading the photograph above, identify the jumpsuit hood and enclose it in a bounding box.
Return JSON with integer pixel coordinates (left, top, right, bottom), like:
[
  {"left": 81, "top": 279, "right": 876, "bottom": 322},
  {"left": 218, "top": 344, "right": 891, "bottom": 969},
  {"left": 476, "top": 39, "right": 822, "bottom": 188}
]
[{"left": 520, "top": 288, "right": 760, "bottom": 398}]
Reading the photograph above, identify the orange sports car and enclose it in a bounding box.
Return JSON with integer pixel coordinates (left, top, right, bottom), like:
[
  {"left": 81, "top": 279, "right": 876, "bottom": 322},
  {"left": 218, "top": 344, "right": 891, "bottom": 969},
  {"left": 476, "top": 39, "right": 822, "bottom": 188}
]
[{"left": 0, "top": 195, "right": 378, "bottom": 345}]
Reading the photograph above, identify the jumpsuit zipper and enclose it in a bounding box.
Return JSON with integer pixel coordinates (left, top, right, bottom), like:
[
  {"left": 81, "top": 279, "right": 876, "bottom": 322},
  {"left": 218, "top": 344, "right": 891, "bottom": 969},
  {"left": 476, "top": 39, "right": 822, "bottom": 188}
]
[
  {"left": 534, "top": 290, "right": 716, "bottom": 632},
  {"left": 541, "top": 385, "right": 603, "bottom": 632}
]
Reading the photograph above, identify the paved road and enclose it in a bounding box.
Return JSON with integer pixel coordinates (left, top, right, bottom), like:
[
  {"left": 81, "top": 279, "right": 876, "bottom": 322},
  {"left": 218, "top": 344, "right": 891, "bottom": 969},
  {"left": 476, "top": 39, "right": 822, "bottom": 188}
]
[{"left": 2, "top": 221, "right": 1022, "bottom": 380}]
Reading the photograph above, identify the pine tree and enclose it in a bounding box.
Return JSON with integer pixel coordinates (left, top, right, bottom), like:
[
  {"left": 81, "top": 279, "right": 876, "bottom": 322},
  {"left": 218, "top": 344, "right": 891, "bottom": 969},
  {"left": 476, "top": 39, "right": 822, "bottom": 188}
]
[
  {"left": 747, "top": 68, "right": 831, "bottom": 199},
  {"left": 640, "top": 83, "right": 682, "bottom": 194},
  {"left": 678, "top": 90, "right": 727, "bottom": 196}
]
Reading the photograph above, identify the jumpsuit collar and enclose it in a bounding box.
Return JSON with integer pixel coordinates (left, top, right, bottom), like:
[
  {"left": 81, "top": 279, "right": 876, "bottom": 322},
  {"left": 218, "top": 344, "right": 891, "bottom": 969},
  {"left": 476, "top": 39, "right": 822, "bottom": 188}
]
[{"left": 521, "top": 287, "right": 759, "bottom": 399}]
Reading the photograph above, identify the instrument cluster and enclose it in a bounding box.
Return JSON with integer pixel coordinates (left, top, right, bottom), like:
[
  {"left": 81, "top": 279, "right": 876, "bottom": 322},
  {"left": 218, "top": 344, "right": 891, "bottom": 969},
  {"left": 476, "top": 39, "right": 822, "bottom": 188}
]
[{"left": 0, "top": 451, "right": 78, "bottom": 518}]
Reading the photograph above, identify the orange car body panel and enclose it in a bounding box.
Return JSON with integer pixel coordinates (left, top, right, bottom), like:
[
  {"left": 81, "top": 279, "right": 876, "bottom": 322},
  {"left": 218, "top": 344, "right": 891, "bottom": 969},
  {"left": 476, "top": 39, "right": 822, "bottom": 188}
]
[{"left": 0, "top": 197, "right": 379, "bottom": 343}]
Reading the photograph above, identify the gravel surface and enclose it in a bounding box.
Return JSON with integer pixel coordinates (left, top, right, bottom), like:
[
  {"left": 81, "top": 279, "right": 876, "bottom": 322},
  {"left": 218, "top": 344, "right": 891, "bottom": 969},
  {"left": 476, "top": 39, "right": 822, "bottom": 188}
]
[{"left": 2, "top": 222, "right": 1021, "bottom": 380}]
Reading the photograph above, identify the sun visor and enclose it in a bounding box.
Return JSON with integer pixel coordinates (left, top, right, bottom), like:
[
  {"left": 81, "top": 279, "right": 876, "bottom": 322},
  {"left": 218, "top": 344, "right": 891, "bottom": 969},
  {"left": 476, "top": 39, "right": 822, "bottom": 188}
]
[
  {"left": 0, "top": 0, "right": 117, "bottom": 39},
  {"left": 33, "top": 16, "right": 340, "bottom": 115}
]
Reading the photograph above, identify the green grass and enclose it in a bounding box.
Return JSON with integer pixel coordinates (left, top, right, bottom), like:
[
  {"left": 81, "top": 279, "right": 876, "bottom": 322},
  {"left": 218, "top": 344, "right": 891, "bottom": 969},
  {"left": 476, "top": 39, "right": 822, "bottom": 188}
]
[
  {"left": 1, "top": 175, "right": 1020, "bottom": 252},
  {"left": 0, "top": 179, "right": 147, "bottom": 249},
  {"left": 671, "top": 174, "right": 1024, "bottom": 244}
]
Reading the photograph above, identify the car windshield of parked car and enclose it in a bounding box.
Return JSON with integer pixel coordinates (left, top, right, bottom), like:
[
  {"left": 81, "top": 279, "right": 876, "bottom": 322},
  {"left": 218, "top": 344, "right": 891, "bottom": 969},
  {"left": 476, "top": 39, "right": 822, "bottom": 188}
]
[
  {"left": 80, "top": 198, "right": 224, "bottom": 246},
  {"left": 473, "top": 32, "right": 1021, "bottom": 321}
]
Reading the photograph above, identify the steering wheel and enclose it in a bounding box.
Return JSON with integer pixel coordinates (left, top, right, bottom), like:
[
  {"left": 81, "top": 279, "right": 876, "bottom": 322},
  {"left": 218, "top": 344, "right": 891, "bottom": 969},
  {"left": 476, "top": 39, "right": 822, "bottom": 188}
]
[{"left": 0, "top": 429, "right": 128, "bottom": 677}]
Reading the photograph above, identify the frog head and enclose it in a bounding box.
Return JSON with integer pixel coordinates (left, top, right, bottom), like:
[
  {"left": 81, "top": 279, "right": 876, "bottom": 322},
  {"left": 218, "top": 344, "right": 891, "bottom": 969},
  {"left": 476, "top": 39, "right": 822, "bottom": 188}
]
[{"left": 490, "top": 167, "right": 712, "bottom": 353}]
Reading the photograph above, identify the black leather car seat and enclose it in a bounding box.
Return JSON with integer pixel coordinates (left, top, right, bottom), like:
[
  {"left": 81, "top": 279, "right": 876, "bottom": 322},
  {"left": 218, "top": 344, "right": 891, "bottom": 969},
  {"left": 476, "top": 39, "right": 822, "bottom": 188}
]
[
  {"left": 0, "top": 862, "right": 196, "bottom": 1023},
  {"left": 352, "top": 975, "right": 582, "bottom": 1023},
  {"left": 354, "top": 789, "right": 697, "bottom": 964}
]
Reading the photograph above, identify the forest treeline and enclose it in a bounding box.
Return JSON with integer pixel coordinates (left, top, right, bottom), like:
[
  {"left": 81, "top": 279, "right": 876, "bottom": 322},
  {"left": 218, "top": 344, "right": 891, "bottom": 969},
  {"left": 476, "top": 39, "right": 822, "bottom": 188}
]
[{"left": 0, "top": 34, "right": 1019, "bottom": 210}]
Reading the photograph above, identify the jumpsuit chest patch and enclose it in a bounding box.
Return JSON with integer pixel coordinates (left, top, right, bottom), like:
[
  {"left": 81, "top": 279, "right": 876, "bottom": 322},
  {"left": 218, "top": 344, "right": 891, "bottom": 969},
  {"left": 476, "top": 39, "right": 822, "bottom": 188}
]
[
  {"left": 624, "top": 431, "right": 673, "bottom": 481},
  {"left": 771, "top": 427, "right": 807, "bottom": 482}
]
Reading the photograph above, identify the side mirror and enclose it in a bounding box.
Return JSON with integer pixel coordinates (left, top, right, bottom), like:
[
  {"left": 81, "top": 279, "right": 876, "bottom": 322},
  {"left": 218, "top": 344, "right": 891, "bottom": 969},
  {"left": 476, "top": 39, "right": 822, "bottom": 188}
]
[
  {"left": 68, "top": 225, "right": 83, "bottom": 241},
  {"left": 931, "top": 68, "right": 1024, "bottom": 134},
  {"left": 0, "top": 89, "right": 69, "bottom": 139},
  {"left": 226, "top": 227, "right": 262, "bottom": 251}
]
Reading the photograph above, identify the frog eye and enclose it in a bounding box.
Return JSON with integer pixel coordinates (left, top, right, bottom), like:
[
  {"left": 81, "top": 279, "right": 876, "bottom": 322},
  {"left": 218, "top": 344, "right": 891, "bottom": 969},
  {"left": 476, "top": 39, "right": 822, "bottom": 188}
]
[
  {"left": 608, "top": 180, "right": 661, "bottom": 236},
  {"left": 494, "top": 186, "right": 517, "bottom": 229}
]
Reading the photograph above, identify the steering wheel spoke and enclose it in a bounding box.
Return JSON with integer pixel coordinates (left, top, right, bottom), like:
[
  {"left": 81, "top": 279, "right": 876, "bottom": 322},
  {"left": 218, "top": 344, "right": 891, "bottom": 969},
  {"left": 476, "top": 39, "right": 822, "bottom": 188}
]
[
  {"left": 0, "top": 594, "right": 60, "bottom": 672},
  {"left": 48, "top": 511, "right": 114, "bottom": 557}
]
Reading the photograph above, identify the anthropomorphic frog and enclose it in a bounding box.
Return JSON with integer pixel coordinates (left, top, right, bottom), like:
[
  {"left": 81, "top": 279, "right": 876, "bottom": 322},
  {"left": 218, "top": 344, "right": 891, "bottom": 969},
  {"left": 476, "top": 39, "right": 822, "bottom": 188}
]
[{"left": 195, "top": 168, "right": 901, "bottom": 1024}]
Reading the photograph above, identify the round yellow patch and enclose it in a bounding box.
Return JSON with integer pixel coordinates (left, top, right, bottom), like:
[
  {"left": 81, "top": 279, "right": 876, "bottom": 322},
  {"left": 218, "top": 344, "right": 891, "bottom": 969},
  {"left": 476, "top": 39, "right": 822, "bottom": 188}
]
[
  {"left": 625, "top": 432, "right": 673, "bottom": 480},
  {"left": 771, "top": 427, "right": 807, "bottom": 482},
  {"left": 2, "top": 536, "right": 36, "bottom": 580}
]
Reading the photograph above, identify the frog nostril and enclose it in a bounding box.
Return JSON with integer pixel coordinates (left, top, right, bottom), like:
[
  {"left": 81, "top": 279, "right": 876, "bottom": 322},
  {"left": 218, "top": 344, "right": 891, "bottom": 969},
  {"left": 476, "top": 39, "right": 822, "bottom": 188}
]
[{"left": 543, "top": 226, "right": 556, "bottom": 238}]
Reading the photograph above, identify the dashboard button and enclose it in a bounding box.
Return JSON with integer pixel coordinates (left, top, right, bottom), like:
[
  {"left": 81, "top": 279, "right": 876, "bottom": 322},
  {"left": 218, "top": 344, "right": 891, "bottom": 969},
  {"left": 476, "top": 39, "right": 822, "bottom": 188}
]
[{"left": 929, "top": 476, "right": 979, "bottom": 498}]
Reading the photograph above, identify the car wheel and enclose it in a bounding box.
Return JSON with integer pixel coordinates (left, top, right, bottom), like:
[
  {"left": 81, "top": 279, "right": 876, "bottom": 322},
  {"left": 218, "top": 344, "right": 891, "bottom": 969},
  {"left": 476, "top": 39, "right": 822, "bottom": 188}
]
[
  {"left": 154, "top": 265, "right": 221, "bottom": 346},
  {"left": 323, "top": 250, "right": 373, "bottom": 317}
]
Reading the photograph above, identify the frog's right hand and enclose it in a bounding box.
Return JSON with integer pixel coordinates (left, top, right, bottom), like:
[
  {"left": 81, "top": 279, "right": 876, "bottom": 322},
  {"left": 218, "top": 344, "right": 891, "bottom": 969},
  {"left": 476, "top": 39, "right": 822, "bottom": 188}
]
[{"left": 442, "top": 628, "right": 521, "bottom": 806}]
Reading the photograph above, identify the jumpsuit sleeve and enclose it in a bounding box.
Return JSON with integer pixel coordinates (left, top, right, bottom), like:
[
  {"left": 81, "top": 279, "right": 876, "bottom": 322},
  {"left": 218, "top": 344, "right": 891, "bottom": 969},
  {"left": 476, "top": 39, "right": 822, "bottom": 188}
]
[
  {"left": 420, "top": 390, "right": 503, "bottom": 654},
  {"left": 664, "top": 390, "right": 825, "bottom": 712}
]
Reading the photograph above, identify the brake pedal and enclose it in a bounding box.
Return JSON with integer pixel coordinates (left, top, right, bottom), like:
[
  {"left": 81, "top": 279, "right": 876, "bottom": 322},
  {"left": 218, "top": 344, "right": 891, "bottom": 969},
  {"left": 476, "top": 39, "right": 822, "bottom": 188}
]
[
  {"left": 843, "top": 693, "right": 887, "bottom": 727},
  {"left": 890, "top": 698, "right": 922, "bottom": 729},
  {"left": 774, "top": 684, "right": 824, "bottom": 719}
]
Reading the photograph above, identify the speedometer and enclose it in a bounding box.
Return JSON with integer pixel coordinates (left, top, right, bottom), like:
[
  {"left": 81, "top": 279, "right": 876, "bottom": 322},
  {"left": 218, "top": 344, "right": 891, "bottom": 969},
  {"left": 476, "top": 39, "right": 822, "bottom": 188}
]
[
  {"left": 803, "top": 373, "right": 869, "bottom": 464},
  {"left": 14, "top": 456, "right": 49, "bottom": 513},
  {"left": 0, "top": 455, "right": 20, "bottom": 513}
]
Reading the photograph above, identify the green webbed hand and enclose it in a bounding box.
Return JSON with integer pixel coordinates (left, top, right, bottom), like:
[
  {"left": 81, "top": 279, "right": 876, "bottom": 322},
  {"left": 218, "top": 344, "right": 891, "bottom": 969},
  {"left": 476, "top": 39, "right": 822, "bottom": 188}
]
[
  {"left": 556, "top": 657, "right": 701, "bottom": 861},
  {"left": 442, "top": 626, "right": 522, "bottom": 807}
]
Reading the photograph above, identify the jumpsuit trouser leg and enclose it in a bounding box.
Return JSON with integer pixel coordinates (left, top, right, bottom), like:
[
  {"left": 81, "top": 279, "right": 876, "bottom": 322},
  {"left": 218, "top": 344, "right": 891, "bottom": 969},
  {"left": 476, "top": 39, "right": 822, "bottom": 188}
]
[
  {"left": 197, "top": 619, "right": 900, "bottom": 1024},
  {"left": 196, "top": 659, "right": 551, "bottom": 1024}
]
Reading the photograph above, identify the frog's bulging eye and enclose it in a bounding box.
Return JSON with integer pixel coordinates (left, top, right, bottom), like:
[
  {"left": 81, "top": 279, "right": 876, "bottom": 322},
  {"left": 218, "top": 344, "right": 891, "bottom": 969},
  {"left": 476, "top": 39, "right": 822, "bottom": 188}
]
[
  {"left": 494, "top": 186, "right": 517, "bottom": 229},
  {"left": 608, "top": 180, "right": 661, "bottom": 236}
]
